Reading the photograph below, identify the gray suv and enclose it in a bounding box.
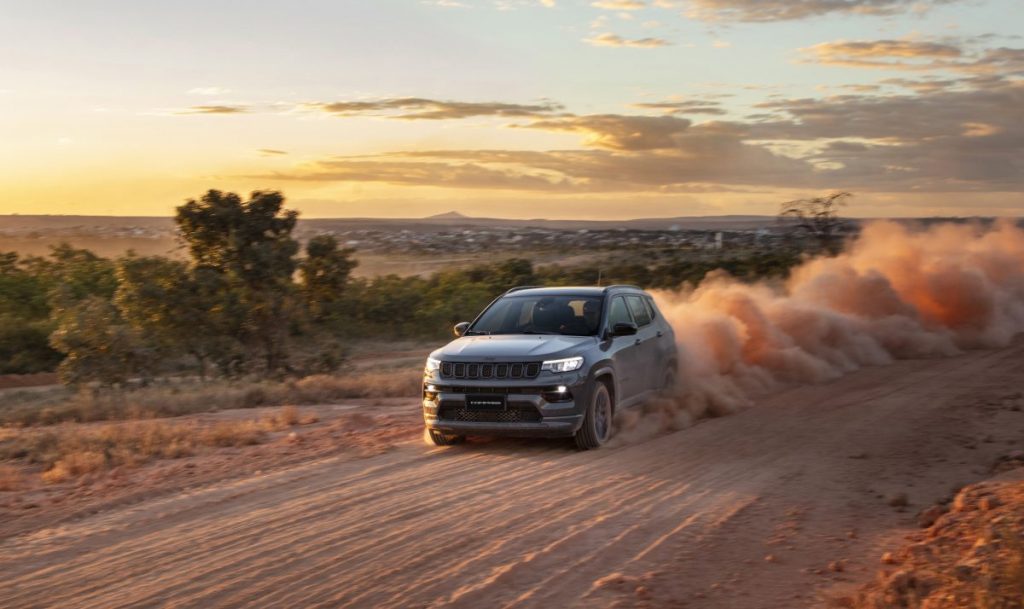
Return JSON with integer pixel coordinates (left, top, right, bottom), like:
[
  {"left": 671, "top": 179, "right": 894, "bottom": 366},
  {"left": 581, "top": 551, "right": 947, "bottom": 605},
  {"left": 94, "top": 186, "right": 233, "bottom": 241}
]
[{"left": 422, "top": 285, "right": 678, "bottom": 449}]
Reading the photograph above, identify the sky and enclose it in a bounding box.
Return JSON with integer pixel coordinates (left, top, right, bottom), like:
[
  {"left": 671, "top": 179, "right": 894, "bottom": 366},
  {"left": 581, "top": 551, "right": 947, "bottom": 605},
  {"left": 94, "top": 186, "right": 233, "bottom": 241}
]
[{"left": 1, "top": 0, "right": 1022, "bottom": 219}]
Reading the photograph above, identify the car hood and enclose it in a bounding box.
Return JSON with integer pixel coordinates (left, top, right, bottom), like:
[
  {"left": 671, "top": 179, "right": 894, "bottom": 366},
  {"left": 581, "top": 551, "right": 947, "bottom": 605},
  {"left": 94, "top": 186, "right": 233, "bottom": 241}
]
[{"left": 432, "top": 334, "right": 595, "bottom": 361}]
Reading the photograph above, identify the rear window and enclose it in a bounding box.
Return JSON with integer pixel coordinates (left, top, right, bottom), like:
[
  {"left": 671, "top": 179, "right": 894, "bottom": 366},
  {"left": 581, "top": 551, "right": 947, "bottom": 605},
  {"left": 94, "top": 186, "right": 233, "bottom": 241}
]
[{"left": 625, "top": 295, "right": 652, "bottom": 326}]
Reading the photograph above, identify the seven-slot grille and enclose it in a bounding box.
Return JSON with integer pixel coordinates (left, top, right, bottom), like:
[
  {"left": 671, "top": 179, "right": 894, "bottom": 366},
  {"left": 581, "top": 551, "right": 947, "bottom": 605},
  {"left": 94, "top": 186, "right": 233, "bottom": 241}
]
[{"left": 440, "top": 361, "right": 541, "bottom": 380}]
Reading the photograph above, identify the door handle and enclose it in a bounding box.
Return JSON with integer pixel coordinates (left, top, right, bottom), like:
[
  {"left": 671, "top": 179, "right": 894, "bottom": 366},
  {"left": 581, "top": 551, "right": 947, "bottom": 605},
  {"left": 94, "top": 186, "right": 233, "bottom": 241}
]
[
  {"left": 656, "top": 330, "right": 663, "bottom": 337},
  {"left": 635, "top": 338, "right": 642, "bottom": 345}
]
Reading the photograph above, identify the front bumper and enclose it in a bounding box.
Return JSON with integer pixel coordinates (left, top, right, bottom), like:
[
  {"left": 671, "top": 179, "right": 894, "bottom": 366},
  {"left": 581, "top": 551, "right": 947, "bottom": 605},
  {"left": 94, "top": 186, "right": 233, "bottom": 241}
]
[{"left": 422, "top": 373, "right": 589, "bottom": 438}]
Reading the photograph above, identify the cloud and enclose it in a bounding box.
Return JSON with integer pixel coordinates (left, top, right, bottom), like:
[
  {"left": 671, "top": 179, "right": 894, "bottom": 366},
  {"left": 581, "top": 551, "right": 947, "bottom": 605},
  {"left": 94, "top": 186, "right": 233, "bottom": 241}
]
[
  {"left": 258, "top": 149, "right": 288, "bottom": 156},
  {"left": 592, "top": 0, "right": 646, "bottom": 9},
  {"left": 800, "top": 39, "right": 1024, "bottom": 74},
  {"left": 255, "top": 117, "right": 814, "bottom": 192},
  {"left": 631, "top": 100, "right": 728, "bottom": 115},
  {"left": 175, "top": 105, "right": 248, "bottom": 115},
  {"left": 685, "top": 0, "right": 956, "bottom": 22},
  {"left": 520, "top": 114, "right": 692, "bottom": 149},
  {"left": 583, "top": 33, "right": 671, "bottom": 47},
  {"left": 748, "top": 78, "right": 1024, "bottom": 191},
  {"left": 307, "top": 97, "right": 563, "bottom": 120}
]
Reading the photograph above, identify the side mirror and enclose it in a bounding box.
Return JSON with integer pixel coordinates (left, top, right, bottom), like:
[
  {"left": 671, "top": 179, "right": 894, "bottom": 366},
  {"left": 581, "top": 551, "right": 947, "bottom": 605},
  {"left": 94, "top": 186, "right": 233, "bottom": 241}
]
[
  {"left": 453, "top": 321, "right": 471, "bottom": 337},
  {"left": 609, "top": 322, "right": 638, "bottom": 338}
]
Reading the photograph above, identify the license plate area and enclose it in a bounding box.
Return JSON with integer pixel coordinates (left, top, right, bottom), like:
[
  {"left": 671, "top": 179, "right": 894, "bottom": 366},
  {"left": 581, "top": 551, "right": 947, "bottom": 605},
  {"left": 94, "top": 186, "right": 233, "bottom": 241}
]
[{"left": 465, "top": 394, "right": 506, "bottom": 411}]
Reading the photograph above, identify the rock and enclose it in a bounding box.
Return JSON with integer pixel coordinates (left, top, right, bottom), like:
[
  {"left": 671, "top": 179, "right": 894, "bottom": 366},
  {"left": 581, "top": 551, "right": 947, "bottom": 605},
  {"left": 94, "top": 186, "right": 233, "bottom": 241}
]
[
  {"left": 634, "top": 585, "right": 650, "bottom": 599},
  {"left": 952, "top": 492, "right": 973, "bottom": 512},
  {"left": 889, "top": 493, "right": 910, "bottom": 508},
  {"left": 953, "top": 562, "right": 976, "bottom": 582},
  {"left": 828, "top": 560, "right": 845, "bottom": 573},
  {"left": 881, "top": 552, "right": 898, "bottom": 565},
  {"left": 764, "top": 554, "right": 778, "bottom": 563},
  {"left": 918, "top": 505, "right": 947, "bottom": 528},
  {"left": 979, "top": 495, "right": 1001, "bottom": 511}
]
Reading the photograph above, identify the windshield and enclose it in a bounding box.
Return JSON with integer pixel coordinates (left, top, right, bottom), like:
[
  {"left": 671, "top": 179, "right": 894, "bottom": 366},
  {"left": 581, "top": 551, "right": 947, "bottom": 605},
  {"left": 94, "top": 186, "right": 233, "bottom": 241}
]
[{"left": 468, "top": 294, "right": 604, "bottom": 336}]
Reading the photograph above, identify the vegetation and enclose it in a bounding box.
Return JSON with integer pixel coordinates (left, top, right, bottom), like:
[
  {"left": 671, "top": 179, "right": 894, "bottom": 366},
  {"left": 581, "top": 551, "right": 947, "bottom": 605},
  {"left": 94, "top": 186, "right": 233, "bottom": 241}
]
[
  {"left": 0, "top": 188, "right": 812, "bottom": 386},
  {"left": 0, "top": 407, "right": 320, "bottom": 484},
  {"left": 779, "top": 191, "right": 853, "bottom": 254}
]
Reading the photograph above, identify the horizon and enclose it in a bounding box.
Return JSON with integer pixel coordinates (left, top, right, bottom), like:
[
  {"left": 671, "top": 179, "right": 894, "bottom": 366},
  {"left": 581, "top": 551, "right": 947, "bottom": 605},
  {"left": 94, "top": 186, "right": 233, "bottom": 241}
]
[{"left": 2, "top": 1, "right": 1022, "bottom": 219}]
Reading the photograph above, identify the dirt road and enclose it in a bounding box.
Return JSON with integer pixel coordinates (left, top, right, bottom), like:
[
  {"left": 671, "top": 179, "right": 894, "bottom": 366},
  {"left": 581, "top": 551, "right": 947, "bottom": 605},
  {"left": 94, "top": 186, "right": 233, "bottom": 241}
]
[{"left": 2, "top": 339, "right": 1023, "bottom": 609}]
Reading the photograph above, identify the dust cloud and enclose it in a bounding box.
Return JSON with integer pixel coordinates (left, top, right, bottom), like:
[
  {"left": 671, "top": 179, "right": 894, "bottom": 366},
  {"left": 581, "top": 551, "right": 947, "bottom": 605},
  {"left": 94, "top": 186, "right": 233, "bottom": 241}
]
[{"left": 613, "top": 220, "right": 1024, "bottom": 442}]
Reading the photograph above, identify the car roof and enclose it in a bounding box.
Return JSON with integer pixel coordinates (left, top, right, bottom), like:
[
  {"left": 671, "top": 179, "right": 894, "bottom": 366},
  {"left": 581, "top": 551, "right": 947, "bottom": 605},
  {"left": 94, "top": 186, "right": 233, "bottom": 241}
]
[{"left": 504, "top": 285, "right": 645, "bottom": 297}]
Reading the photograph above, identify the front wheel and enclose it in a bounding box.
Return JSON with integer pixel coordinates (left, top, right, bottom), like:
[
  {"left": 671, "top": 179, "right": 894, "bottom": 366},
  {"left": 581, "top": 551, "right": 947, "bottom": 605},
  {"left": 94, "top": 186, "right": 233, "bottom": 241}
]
[
  {"left": 427, "top": 429, "right": 465, "bottom": 446},
  {"left": 575, "top": 382, "right": 613, "bottom": 450}
]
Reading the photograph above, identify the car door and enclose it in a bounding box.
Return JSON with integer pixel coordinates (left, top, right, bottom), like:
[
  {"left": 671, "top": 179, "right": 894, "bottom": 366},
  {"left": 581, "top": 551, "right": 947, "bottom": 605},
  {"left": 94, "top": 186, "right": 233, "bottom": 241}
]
[
  {"left": 605, "top": 295, "right": 643, "bottom": 402},
  {"left": 624, "top": 294, "right": 661, "bottom": 393}
]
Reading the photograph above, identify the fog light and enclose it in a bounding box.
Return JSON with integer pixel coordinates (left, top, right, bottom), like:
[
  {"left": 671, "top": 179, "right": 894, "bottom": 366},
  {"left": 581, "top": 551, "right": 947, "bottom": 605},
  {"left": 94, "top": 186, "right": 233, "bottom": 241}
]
[
  {"left": 543, "top": 386, "right": 573, "bottom": 403},
  {"left": 423, "top": 384, "right": 439, "bottom": 401}
]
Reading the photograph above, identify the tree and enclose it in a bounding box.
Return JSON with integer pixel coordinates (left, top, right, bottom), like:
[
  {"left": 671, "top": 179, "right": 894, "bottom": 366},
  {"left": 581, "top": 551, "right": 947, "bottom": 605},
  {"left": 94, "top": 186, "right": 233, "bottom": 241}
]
[
  {"left": 43, "top": 244, "right": 118, "bottom": 313},
  {"left": 115, "top": 256, "right": 241, "bottom": 379},
  {"left": 299, "top": 235, "right": 358, "bottom": 322},
  {"left": 49, "top": 296, "right": 150, "bottom": 387},
  {"left": 175, "top": 190, "right": 300, "bottom": 374},
  {"left": 778, "top": 192, "right": 853, "bottom": 254}
]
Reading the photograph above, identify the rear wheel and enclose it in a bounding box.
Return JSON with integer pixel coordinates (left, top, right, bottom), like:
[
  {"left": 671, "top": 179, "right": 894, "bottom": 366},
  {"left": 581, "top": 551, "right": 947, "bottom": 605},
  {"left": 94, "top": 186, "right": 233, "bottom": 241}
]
[
  {"left": 427, "top": 429, "right": 465, "bottom": 446},
  {"left": 659, "top": 366, "right": 678, "bottom": 396},
  {"left": 574, "top": 381, "right": 613, "bottom": 450}
]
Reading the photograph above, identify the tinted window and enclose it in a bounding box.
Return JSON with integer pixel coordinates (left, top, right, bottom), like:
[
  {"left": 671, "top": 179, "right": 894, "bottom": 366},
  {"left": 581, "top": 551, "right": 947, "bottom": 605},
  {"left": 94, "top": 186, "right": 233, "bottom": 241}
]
[
  {"left": 644, "top": 296, "right": 657, "bottom": 320},
  {"left": 625, "top": 295, "right": 652, "bottom": 326},
  {"left": 470, "top": 294, "right": 604, "bottom": 336},
  {"left": 607, "top": 296, "right": 633, "bottom": 327}
]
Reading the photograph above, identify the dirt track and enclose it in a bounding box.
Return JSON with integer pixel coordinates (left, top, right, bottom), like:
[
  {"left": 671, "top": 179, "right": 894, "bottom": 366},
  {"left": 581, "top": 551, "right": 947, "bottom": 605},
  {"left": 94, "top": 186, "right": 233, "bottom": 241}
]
[{"left": 2, "top": 339, "right": 1023, "bottom": 609}]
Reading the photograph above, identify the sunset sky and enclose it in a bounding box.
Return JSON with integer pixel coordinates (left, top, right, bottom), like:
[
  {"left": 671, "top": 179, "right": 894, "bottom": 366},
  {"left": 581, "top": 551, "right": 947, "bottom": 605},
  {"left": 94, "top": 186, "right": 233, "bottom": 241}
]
[{"left": 2, "top": 0, "right": 1022, "bottom": 219}]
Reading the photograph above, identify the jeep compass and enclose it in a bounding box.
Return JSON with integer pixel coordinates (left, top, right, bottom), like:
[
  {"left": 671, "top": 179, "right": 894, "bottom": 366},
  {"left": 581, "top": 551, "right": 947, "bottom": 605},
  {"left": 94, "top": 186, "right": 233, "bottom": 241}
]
[{"left": 422, "top": 285, "right": 678, "bottom": 449}]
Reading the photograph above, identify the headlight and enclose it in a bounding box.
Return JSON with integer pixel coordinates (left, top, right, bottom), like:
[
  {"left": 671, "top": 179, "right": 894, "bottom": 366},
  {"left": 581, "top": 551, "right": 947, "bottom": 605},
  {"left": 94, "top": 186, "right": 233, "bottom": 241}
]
[
  {"left": 425, "top": 357, "right": 441, "bottom": 372},
  {"left": 541, "top": 356, "right": 583, "bottom": 373}
]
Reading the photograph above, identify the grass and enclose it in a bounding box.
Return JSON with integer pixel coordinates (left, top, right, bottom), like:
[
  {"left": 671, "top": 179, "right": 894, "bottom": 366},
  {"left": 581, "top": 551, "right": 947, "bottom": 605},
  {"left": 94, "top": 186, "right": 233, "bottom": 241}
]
[
  {"left": 0, "top": 369, "right": 421, "bottom": 428},
  {"left": 0, "top": 406, "right": 320, "bottom": 484}
]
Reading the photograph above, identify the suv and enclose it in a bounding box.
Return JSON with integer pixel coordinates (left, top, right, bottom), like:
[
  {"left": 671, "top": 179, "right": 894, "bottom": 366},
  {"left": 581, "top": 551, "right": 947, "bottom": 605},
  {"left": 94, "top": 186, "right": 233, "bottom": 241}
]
[{"left": 422, "top": 285, "right": 678, "bottom": 449}]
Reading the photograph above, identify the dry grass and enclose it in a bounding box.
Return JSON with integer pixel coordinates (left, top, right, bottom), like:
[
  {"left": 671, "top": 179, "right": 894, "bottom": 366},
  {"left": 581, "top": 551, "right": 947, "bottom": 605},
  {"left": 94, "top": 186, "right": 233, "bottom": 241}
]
[
  {"left": 0, "top": 407, "right": 320, "bottom": 484},
  {"left": 0, "top": 369, "right": 421, "bottom": 428}
]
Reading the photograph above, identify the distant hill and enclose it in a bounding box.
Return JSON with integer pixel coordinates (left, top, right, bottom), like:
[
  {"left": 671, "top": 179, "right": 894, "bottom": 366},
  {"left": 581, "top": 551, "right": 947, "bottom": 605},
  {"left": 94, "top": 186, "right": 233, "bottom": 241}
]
[{"left": 0, "top": 212, "right": 783, "bottom": 234}]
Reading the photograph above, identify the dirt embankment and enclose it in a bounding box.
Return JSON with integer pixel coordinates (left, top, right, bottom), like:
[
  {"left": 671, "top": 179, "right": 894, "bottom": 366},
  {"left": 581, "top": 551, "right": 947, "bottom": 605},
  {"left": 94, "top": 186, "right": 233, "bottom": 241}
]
[{"left": 849, "top": 470, "right": 1024, "bottom": 609}]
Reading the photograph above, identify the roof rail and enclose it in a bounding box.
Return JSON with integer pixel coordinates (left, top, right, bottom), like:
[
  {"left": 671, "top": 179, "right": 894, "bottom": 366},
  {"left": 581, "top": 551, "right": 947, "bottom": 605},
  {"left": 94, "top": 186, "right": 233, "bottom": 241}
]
[
  {"left": 602, "top": 284, "right": 643, "bottom": 292},
  {"left": 505, "top": 285, "right": 543, "bottom": 293}
]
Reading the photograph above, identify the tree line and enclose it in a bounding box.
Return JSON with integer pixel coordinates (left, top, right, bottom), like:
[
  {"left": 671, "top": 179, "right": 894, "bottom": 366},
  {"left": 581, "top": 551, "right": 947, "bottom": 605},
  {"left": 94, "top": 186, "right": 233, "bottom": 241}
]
[{"left": 0, "top": 190, "right": 805, "bottom": 385}]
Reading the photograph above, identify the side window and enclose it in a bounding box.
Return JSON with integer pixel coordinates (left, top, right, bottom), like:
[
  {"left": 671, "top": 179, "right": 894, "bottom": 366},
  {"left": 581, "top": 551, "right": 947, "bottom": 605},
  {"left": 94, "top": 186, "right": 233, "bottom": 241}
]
[
  {"left": 625, "top": 295, "right": 652, "bottom": 326},
  {"left": 644, "top": 296, "right": 657, "bottom": 320},
  {"left": 607, "top": 296, "right": 633, "bottom": 327}
]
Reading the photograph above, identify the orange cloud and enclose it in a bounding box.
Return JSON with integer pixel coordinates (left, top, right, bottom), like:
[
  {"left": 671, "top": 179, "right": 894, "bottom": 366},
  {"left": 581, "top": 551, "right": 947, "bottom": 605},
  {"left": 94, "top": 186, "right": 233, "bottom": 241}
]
[{"left": 583, "top": 33, "right": 670, "bottom": 48}]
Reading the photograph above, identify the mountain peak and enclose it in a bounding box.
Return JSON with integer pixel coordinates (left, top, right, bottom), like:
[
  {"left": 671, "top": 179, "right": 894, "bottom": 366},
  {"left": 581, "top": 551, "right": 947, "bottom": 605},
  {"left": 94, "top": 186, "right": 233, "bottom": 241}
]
[{"left": 427, "top": 211, "right": 469, "bottom": 220}]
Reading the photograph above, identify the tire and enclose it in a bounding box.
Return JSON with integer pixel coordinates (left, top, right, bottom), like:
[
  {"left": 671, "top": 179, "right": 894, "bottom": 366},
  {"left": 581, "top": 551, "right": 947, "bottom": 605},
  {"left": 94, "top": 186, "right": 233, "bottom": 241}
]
[
  {"left": 574, "top": 381, "right": 613, "bottom": 450},
  {"left": 427, "top": 429, "right": 465, "bottom": 446}
]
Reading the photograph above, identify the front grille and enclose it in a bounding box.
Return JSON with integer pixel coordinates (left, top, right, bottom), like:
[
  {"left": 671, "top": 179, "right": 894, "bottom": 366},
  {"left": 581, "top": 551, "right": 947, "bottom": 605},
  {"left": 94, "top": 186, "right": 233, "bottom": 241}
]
[
  {"left": 438, "top": 402, "right": 542, "bottom": 423},
  {"left": 441, "top": 386, "right": 540, "bottom": 395},
  {"left": 440, "top": 361, "right": 540, "bottom": 380}
]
